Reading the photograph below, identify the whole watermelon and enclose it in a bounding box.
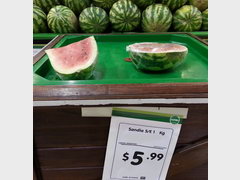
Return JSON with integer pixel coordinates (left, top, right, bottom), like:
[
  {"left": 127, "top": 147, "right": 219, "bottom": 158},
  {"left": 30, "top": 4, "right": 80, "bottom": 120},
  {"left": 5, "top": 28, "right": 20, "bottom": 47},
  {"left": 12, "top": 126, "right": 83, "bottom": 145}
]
[
  {"left": 189, "top": 0, "right": 208, "bottom": 11},
  {"left": 92, "top": 0, "right": 118, "bottom": 11},
  {"left": 63, "top": 0, "right": 91, "bottom": 16},
  {"left": 130, "top": 0, "right": 156, "bottom": 9},
  {"left": 33, "top": 5, "right": 48, "bottom": 33},
  {"left": 162, "top": 0, "right": 188, "bottom": 11},
  {"left": 47, "top": 5, "right": 79, "bottom": 33},
  {"left": 202, "top": 9, "right": 208, "bottom": 30},
  {"left": 173, "top": 5, "right": 202, "bottom": 32},
  {"left": 141, "top": 4, "right": 172, "bottom": 32},
  {"left": 79, "top": 7, "right": 109, "bottom": 33},
  {"left": 109, "top": 0, "right": 141, "bottom": 32},
  {"left": 33, "top": 0, "right": 61, "bottom": 13}
]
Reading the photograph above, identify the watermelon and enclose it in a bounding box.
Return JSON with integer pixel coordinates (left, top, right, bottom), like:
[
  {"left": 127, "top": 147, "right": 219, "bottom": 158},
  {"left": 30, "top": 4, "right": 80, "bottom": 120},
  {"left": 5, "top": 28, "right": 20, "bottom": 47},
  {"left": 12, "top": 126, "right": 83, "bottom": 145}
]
[
  {"left": 47, "top": 5, "right": 79, "bottom": 33},
  {"left": 33, "top": 0, "right": 61, "bottom": 13},
  {"left": 63, "top": 0, "right": 91, "bottom": 16},
  {"left": 126, "top": 43, "right": 188, "bottom": 71},
  {"left": 173, "top": 5, "right": 202, "bottom": 32},
  {"left": 189, "top": 0, "right": 208, "bottom": 11},
  {"left": 33, "top": 5, "right": 48, "bottom": 33},
  {"left": 92, "top": 0, "right": 118, "bottom": 11},
  {"left": 130, "top": 0, "right": 156, "bottom": 9},
  {"left": 46, "top": 36, "right": 98, "bottom": 80},
  {"left": 141, "top": 4, "right": 172, "bottom": 32},
  {"left": 109, "top": 0, "right": 141, "bottom": 32},
  {"left": 79, "top": 7, "right": 109, "bottom": 33},
  {"left": 161, "top": 0, "right": 188, "bottom": 11},
  {"left": 202, "top": 9, "right": 208, "bottom": 30}
]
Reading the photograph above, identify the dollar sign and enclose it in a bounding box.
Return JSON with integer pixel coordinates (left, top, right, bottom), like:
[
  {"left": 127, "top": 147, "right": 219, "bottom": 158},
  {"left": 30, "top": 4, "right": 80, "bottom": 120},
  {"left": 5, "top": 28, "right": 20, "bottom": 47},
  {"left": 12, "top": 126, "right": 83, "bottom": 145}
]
[{"left": 122, "top": 152, "right": 129, "bottom": 161}]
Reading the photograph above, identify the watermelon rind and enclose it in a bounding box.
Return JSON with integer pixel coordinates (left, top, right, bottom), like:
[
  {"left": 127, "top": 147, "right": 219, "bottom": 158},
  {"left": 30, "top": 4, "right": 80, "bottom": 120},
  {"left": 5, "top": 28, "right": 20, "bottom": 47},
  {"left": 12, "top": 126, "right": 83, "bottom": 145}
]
[
  {"left": 162, "top": 0, "right": 188, "bottom": 11},
  {"left": 109, "top": 0, "right": 141, "bottom": 32},
  {"left": 33, "top": 0, "right": 61, "bottom": 13},
  {"left": 189, "top": 0, "right": 208, "bottom": 11},
  {"left": 130, "top": 0, "right": 156, "bottom": 9},
  {"left": 173, "top": 5, "right": 202, "bottom": 32},
  {"left": 47, "top": 5, "right": 79, "bottom": 33},
  {"left": 92, "top": 0, "right": 118, "bottom": 11},
  {"left": 126, "top": 43, "right": 188, "bottom": 71},
  {"left": 33, "top": 5, "right": 48, "bottom": 33},
  {"left": 79, "top": 7, "right": 109, "bottom": 33},
  {"left": 141, "top": 4, "right": 172, "bottom": 32},
  {"left": 63, "top": 0, "right": 91, "bottom": 16},
  {"left": 46, "top": 36, "right": 98, "bottom": 80},
  {"left": 202, "top": 9, "right": 208, "bottom": 30}
]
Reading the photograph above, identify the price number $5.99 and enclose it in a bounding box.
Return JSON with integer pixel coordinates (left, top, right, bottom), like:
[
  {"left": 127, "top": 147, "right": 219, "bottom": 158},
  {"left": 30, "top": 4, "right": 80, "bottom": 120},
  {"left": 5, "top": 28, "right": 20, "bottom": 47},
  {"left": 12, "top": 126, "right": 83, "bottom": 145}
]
[{"left": 122, "top": 151, "right": 164, "bottom": 166}]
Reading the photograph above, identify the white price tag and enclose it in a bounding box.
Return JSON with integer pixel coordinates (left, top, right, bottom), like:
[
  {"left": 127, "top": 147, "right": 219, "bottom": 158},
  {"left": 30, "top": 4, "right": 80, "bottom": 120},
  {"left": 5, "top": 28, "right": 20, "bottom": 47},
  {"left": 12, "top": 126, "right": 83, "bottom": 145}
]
[{"left": 102, "top": 107, "right": 187, "bottom": 180}]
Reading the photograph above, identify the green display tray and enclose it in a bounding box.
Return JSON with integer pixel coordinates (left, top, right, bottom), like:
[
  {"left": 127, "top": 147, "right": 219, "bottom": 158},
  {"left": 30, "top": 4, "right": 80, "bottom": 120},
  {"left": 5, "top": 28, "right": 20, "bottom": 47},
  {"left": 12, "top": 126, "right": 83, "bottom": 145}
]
[
  {"left": 33, "top": 31, "right": 208, "bottom": 40},
  {"left": 33, "top": 33, "right": 208, "bottom": 86}
]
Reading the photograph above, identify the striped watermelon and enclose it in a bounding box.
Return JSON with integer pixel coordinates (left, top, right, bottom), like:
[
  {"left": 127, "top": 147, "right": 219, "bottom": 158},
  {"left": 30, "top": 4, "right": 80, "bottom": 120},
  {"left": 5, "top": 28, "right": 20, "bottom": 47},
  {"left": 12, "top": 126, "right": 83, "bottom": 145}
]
[
  {"left": 202, "top": 9, "right": 208, "bottom": 30},
  {"left": 47, "top": 5, "right": 79, "bottom": 33},
  {"left": 33, "top": 5, "right": 48, "bottom": 33},
  {"left": 173, "top": 5, "right": 202, "bottom": 32},
  {"left": 109, "top": 0, "right": 141, "bottom": 32},
  {"left": 79, "top": 7, "right": 109, "bottom": 33},
  {"left": 162, "top": 0, "right": 188, "bottom": 11},
  {"left": 189, "top": 0, "right": 208, "bottom": 11},
  {"left": 127, "top": 43, "right": 188, "bottom": 71},
  {"left": 63, "top": 0, "right": 91, "bottom": 15},
  {"left": 130, "top": 0, "right": 156, "bottom": 9},
  {"left": 141, "top": 4, "right": 172, "bottom": 32},
  {"left": 33, "top": 0, "right": 61, "bottom": 13},
  {"left": 46, "top": 36, "right": 98, "bottom": 80},
  {"left": 92, "top": 0, "right": 118, "bottom": 11}
]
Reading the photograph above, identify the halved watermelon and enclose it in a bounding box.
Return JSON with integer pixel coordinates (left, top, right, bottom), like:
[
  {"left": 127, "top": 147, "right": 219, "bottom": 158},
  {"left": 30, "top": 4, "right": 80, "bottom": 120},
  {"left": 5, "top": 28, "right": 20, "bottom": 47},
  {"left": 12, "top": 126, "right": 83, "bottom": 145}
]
[
  {"left": 126, "top": 43, "right": 188, "bottom": 72},
  {"left": 45, "top": 36, "right": 98, "bottom": 80}
]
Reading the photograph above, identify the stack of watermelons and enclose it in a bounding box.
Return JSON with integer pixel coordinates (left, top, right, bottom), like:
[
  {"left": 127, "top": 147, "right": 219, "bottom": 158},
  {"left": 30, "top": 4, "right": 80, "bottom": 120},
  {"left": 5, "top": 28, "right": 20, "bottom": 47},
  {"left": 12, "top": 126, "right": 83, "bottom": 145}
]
[{"left": 33, "top": 0, "right": 208, "bottom": 33}]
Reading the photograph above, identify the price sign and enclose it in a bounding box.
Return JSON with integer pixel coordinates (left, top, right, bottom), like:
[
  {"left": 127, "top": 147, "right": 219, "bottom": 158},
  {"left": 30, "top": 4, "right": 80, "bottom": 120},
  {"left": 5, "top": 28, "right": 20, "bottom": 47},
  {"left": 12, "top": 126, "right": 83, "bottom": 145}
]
[{"left": 102, "top": 107, "right": 187, "bottom": 180}]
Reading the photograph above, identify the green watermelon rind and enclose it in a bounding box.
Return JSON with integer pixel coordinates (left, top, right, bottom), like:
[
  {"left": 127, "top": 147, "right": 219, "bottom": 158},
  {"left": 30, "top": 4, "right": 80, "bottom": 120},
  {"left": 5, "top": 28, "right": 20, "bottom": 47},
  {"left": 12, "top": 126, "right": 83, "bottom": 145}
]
[
  {"left": 33, "top": 0, "right": 61, "bottom": 13},
  {"left": 173, "top": 5, "right": 202, "bottom": 32},
  {"left": 56, "top": 62, "right": 96, "bottom": 80},
  {"left": 92, "top": 0, "right": 118, "bottom": 11},
  {"left": 63, "top": 0, "right": 91, "bottom": 16},
  {"left": 202, "top": 9, "right": 208, "bottom": 31},
  {"left": 141, "top": 4, "right": 173, "bottom": 32},
  {"left": 127, "top": 44, "right": 188, "bottom": 71},
  {"left": 79, "top": 7, "right": 109, "bottom": 33},
  {"left": 130, "top": 0, "right": 156, "bottom": 9},
  {"left": 161, "top": 0, "right": 188, "bottom": 11},
  {"left": 33, "top": 5, "right": 48, "bottom": 33},
  {"left": 109, "top": 0, "right": 141, "bottom": 32},
  {"left": 46, "top": 36, "right": 98, "bottom": 80},
  {"left": 189, "top": 0, "right": 208, "bottom": 11},
  {"left": 47, "top": 5, "right": 79, "bottom": 33}
]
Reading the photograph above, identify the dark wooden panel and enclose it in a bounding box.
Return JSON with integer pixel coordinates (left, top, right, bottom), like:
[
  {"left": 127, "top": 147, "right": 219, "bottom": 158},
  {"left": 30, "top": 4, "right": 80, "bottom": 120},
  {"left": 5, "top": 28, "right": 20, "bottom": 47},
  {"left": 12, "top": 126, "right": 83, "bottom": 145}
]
[
  {"left": 167, "top": 139, "right": 208, "bottom": 177},
  {"left": 33, "top": 169, "right": 37, "bottom": 180},
  {"left": 38, "top": 147, "right": 106, "bottom": 169},
  {"left": 34, "top": 83, "right": 207, "bottom": 101},
  {"left": 34, "top": 104, "right": 207, "bottom": 148},
  {"left": 40, "top": 164, "right": 207, "bottom": 180},
  {"left": 41, "top": 167, "right": 103, "bottom": 180},
  {"left": 168, "top": 163, "right": 208, "bottom": 180}
]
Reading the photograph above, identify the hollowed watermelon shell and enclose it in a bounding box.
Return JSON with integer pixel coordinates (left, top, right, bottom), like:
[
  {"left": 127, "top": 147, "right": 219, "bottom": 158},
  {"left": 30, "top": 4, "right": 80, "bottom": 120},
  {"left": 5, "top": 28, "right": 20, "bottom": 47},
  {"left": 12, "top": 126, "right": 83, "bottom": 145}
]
[
  {"left": 45, "top": 36, "right": 98, "bottom": 80},
  {"left": 127, "top": 43, "right": 188, "bottom": 72}
]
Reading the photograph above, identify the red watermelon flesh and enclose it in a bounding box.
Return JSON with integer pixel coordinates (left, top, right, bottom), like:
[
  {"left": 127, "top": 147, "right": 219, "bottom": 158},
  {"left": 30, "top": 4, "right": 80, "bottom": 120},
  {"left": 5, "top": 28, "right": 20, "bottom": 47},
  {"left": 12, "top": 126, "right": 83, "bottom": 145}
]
[{"left": 46, "top": 36, "right": 98, "bottom": 76}]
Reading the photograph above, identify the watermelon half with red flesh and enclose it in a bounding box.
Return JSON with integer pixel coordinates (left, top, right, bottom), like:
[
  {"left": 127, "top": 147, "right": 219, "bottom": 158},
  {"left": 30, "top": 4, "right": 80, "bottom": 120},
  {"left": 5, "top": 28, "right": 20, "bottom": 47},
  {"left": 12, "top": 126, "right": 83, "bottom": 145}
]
[{"left": 45, "top": 36, "right": 98, "bottom": 80}]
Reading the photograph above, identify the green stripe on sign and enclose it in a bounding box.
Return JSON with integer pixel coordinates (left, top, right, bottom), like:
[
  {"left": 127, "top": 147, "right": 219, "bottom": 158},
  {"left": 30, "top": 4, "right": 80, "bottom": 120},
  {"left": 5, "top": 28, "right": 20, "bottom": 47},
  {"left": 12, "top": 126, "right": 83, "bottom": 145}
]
[{"left": 112, "top": 108, "right": 183, "bottom": 124}]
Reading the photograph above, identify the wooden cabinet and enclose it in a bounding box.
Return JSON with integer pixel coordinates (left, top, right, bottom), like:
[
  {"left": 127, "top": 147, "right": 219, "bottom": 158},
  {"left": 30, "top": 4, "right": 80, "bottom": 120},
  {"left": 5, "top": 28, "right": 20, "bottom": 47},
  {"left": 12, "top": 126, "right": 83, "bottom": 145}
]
[{"left": 33, "top": 103, "right": 207, "bottom": 180}]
